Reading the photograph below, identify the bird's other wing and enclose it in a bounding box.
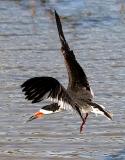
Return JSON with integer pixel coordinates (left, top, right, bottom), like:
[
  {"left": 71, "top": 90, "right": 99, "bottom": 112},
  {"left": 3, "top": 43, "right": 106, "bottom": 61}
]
[
  {"left": 55, "top": 10, "right": 94, "bottom": 100},
  {"left": 42, "top": 103, "right": 60, "bottom": 112},
  {"left": 40, "top": 103, "right": 64, "bottom": 114},
  {"left": 21, "top": 77, "right": 75, "bottom": 111}
]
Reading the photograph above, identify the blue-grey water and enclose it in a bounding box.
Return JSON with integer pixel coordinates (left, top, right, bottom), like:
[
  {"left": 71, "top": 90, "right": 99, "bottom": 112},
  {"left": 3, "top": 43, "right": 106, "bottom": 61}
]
[{"left": 0, "top": 0, "right": 125, "bottom": 160}]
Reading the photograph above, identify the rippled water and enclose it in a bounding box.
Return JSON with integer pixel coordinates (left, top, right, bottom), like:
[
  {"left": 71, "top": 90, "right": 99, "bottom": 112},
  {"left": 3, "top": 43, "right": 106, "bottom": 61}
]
[{"left": 0, "top": 0, "right": 125, "bottom": 160}]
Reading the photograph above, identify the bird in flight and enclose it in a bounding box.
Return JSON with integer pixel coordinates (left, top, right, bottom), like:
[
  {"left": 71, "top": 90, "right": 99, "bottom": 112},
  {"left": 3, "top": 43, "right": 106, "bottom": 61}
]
[{"left": 21, "top": 10, "right": 112, "bottom": 133}]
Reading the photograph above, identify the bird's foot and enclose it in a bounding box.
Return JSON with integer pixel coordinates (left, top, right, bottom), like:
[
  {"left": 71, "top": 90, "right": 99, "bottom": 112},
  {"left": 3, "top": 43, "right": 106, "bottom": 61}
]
[
  {"left": 80, "top": 113, "right": 88, "bottom": 133},
  {"left": 80, "top": 120, "right": 85, "bottom": 133}
]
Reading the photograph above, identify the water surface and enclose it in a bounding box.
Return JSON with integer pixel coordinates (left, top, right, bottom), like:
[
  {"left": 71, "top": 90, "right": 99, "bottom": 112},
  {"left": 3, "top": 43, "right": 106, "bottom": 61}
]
[{"left": 0, "top": 0, "right": 125, "bottom": 160}]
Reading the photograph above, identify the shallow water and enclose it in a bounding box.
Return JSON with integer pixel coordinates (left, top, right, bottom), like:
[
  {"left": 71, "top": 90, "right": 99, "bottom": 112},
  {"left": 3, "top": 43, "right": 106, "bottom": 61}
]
[{"left": 0, "top": 0, "right": 125, "bottom": 160}]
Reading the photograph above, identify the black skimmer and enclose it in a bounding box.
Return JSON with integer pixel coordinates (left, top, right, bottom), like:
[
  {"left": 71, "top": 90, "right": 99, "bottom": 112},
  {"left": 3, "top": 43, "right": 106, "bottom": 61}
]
[{"left": 21, "top": 11, "right": 112, "bottom": 133}]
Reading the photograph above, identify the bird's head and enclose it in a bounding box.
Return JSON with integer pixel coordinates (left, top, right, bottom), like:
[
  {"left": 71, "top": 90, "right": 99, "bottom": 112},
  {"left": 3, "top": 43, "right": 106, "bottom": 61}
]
[{"left": 27, "top": 110, "right": 44, "bottom": 122}]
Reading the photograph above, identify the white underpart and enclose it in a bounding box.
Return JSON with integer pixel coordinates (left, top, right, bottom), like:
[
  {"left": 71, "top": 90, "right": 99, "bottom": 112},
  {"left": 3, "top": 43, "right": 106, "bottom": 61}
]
[
  {"left": 39, "top": 97, "right": 73, "bottom": 115},
  {"left": 49, "top": 97, "right": 73, "bottom": 111},
  {"left": 40, "top": 108, "right": 54, "bottom": 114},
  {"left": 91, "top": 104, "right": 105, "bottom": 116},
  {"left": 58, "top": 98, "right": 73, "bottom": 111},
  {"left": 39, "top": 108, "right": 60, "bottom": 114},
  {"left": 99, "top": 104, "right": 105, "bottom": 109},
  {"left": 39, "top": 95, "right": 74, "bottom": 115},
  {"left": 91, "top": 106, "right": 104, "bottom": 116},
  {"left": 91, "top": 104, "right": 112, "bottom": 120},
  {"left": 90, "top": 88, "right": 94, "bottom": 99}
]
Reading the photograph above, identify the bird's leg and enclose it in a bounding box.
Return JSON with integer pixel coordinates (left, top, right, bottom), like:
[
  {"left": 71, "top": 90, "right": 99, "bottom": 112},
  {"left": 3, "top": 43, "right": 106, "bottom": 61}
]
[{"left": 80, "top": 113, "right": 89, "bottom": 133}]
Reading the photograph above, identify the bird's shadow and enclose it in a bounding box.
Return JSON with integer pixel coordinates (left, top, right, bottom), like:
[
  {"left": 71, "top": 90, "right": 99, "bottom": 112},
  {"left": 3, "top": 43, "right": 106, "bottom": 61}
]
[{"left": 105, "top": 148, "right": 125, "bottom": 160}]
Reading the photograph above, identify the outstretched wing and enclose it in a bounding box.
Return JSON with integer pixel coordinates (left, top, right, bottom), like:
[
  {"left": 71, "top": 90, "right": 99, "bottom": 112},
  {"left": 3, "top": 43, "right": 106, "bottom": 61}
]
[
  {"left": 21, "top": 77, "right": 74, "bottom": 110},
  {"left": 21, "top": 76, "right": 84, "bottom": 120},
  {"left": 55, "top": 11, "right": 93, "bottom": 100}
]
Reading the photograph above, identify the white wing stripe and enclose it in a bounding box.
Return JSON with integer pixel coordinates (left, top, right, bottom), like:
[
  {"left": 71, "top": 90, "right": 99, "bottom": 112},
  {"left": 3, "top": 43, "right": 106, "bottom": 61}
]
[
  {"left": 48, "top": 97, "right": 73, "bottom": 111},
  {"left": 39, "top": 108, "right": 60, "bottom": 114}
]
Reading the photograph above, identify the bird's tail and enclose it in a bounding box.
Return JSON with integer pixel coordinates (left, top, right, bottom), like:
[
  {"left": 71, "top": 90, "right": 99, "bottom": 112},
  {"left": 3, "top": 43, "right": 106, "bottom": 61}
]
[{"left": 88, "top": 101, "right": 113, "bottom": 120}]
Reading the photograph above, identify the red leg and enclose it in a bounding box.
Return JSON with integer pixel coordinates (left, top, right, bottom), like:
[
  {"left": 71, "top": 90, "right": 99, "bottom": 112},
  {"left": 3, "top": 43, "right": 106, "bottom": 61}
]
[{"left": 80, "top": 113, "right": 89, "bottom": 133}]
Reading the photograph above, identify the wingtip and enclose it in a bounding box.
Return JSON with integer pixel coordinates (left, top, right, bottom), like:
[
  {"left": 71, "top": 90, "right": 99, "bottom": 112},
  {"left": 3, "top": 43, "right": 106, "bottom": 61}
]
[
  {"left": 54, "top": 10, "right": 60, "bottom": 21},
  {"left": 54, "top": 9, "right": 57, "bottom": 14},
  {"left": 21, "top": 83, "right": 24, "bottom": 88},
  {"left": 54, "top": 10, "right": 58, "bottom": 16},
  {"left": 108, "top": 112, "right": 113, "bottom": 120}
]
